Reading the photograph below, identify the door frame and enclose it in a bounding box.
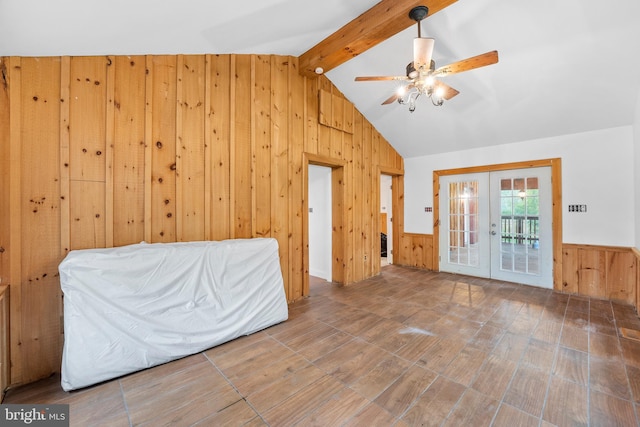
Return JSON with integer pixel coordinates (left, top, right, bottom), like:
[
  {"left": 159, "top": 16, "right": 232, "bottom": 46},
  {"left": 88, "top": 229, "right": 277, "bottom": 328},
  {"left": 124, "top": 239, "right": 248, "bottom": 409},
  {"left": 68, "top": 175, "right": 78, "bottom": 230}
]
[
  {"left": 378, "top": 166, "right": 404, "bottom": 267},
  {"left": 303, "top": 153, "right": 346, "bottom": 296},
  {"left": 433, "top": 158, "right": 563, "bottom": 290}
]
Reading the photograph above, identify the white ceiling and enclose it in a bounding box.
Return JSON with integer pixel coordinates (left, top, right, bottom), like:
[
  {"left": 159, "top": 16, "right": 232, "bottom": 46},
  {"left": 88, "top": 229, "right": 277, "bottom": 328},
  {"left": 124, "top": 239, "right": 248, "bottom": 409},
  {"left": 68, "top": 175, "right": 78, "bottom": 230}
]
[{"left": 2, "top": 0, "right": 640, "bottom": 158}]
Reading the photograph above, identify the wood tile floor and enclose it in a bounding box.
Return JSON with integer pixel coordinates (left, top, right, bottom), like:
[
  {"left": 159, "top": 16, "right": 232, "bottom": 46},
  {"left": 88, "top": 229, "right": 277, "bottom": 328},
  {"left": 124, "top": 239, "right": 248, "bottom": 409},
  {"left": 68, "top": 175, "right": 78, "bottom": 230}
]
[{"left": 5, "top": 265, "right": 640, "bottom": 426}]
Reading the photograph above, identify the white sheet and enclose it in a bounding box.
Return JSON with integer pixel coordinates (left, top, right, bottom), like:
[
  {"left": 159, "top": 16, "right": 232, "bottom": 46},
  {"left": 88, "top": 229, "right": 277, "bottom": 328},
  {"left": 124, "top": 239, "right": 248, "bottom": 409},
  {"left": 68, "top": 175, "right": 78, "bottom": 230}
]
[{"left": 59, "top": 238, "right": 288, "bottom": 391}]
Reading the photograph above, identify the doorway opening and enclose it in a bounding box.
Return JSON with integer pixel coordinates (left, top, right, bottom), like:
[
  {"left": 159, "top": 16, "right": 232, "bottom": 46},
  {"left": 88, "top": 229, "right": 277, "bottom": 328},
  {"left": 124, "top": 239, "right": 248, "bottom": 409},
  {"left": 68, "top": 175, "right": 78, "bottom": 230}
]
[
  {"left": 308, "top": 165, "right": 332, "bottom": 282},
  {"left": 302, "top": 154, "right": 346, "bottom": 296},
  {"left": 380, "top": 174, "right": 393, "bottom": 266}
]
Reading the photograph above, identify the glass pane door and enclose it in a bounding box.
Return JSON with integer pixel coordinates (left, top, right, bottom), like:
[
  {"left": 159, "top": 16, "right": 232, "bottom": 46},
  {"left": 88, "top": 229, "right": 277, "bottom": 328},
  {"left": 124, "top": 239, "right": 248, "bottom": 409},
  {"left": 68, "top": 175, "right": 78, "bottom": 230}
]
[
  {"left": 439, "top": 173, "right": 490, "bottom": 277},
  {"left": 490, "top": 168, "right": 552, "bottom": 287},
  {"left": 439, "top": 167, "right": 553, "bottom": 288}
]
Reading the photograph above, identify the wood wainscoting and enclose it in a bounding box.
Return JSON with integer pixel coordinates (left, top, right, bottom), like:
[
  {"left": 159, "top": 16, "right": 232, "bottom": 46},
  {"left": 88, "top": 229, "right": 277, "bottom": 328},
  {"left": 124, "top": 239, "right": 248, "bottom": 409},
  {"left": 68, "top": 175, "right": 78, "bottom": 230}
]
[
  {"left": 396, "top": 235, "right": 640, "bottom": 313},
  {"left": 636, "top": 248, "right": 640, "bottom": 312},
  {"left": 0, "top": 286, "right": 8, "bottom": 400},
  {"left": 396, "top": 233, "right": 434, "bottom": 270},
  {"left": 562, "top": 244, "right": 638, "bottom": 307}
]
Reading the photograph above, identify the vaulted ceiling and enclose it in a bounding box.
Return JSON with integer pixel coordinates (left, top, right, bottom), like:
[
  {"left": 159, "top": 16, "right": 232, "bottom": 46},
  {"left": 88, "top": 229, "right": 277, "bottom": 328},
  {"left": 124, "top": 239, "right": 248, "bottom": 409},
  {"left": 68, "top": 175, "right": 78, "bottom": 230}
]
[{"left": 2, "top": 0, "right": 639, "bottom": 158}]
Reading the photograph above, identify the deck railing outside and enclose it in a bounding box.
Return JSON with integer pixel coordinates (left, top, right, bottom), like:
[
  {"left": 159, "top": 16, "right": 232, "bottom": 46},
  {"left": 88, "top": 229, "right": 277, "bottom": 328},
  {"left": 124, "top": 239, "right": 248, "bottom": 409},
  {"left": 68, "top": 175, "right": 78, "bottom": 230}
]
[{"left": 501, "top": 215, "right": 539, "bottom": 246}]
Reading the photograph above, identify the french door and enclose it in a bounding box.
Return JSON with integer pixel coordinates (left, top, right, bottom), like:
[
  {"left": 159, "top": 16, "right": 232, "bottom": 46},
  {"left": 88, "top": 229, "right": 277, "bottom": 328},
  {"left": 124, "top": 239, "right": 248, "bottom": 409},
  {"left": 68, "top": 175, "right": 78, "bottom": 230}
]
[{"left": 439, "top": 167, "right": 553, "bottom": 288}]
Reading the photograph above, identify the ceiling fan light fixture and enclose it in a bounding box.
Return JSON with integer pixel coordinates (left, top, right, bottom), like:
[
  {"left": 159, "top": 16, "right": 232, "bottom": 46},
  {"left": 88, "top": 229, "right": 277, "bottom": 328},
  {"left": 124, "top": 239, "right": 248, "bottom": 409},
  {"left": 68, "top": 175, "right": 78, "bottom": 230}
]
[
  {"left": 424, "top": 75, "right": 435, "bottom": 87},
  {"left": 408, "top": 92, "right": 420, "bottom": 112},
  {"left": 406, "top": 62, "right": 418, "bottom": 79},
  {"left": 353, "top": 6, "right": 498, "bottom": 113}
]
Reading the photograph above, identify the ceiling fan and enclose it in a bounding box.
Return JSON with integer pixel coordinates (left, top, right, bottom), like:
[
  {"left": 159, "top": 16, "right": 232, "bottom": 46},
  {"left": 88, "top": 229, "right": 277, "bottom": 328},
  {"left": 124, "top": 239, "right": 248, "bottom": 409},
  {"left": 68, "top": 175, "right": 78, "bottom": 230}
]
[{"left": 354, "top": 5, "right": 499, "bottom": 111}]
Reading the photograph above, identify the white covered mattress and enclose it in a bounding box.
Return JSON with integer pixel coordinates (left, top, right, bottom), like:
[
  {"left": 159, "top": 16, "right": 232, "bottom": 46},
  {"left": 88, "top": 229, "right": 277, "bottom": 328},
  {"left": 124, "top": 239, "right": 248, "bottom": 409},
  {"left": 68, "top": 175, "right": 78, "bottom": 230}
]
[{"left": 59, "top": 238, "right": 288, "bottom": 391}]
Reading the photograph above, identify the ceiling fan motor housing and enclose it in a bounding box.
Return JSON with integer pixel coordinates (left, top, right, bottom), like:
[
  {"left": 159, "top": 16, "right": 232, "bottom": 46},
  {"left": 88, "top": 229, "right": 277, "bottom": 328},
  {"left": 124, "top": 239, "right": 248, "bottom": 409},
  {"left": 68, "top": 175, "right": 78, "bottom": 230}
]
[
  {"left": 406, "top": 62, "right": 418, "bottom": 79},
  {"left": 406, "top": 58, "right": 435, "bottom": 79}
]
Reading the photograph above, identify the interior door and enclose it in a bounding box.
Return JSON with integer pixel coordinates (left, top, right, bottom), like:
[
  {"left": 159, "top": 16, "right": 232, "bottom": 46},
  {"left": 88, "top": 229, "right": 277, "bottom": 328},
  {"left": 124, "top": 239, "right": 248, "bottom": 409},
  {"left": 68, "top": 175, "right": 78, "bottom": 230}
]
[{"left": 439, "top": 167, "right": 553, "bottom": 288}]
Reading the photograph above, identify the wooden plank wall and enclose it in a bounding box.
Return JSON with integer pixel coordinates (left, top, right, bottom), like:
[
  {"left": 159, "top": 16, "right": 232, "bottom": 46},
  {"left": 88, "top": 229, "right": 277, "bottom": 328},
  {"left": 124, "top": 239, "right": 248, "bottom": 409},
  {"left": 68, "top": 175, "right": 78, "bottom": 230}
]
[
  {"left": 0, "top": 286, "right": 8, "bottom": 400},
  {"left": 0, "top": 58, "right": 7, "bottom": 400},
  {"left": 394, "top": 232, "right": 640, "bottom": 310},
  {"left": 562, "top": 244, "right": 638, "bottom": 306},
  {"left": 0, "top": 54, "right": 404, "bottom": 387},
  {"left": 635, "top": 248, "right": 640, "bottom": 311},
  {"left": 0, "top": 60, "right": 8, "bottom": 290},
  {"left": 396, "top": 233, "right": 434, "bottom": 270}
]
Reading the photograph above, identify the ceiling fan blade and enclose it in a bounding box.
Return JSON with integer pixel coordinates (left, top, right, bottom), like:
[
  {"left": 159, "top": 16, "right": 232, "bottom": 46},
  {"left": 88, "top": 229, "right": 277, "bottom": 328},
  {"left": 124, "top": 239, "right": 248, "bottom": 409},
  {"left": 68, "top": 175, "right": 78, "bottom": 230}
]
[
  {"left": 413, "top": 37, "right": 435, "bottom": 70},
  {"left": 355, "top": 76, "right": 409, "bottom": 82},
  {"left": 434, "top": 80, "right": 459, "bottom": 100},
  {"left": 381, "top": 93, "right": 400, "bottom": 105},
  {"left": 381, "top": 83, "right": 415, "bottom": 105},
  {"left": 434, "top": 50, "right": 499, "bottom": 77}
]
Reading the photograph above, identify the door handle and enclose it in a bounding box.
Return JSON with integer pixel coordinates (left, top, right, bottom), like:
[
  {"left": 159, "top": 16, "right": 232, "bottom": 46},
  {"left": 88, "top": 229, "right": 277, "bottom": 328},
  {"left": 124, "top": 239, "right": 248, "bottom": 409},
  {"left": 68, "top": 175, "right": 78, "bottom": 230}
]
[{"left": 491, "top": 231, "right": 497, "bottom": 236}]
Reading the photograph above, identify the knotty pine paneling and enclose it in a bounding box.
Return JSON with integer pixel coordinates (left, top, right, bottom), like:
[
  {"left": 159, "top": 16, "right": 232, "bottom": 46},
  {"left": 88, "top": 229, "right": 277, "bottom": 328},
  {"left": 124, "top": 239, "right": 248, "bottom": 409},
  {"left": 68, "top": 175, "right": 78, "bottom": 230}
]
[
  {"left": 393, "top": 237, "right": 637, "bottom": 307},
  {"left": 3, "top": 57, "right": 22, "bottom": 383},
  {"left": 635, "top": 248, "right": 640, "bottom": 312},
  {"left": 561, "top": 246, "right": 579, "bottom": 294},
  {"left": 232, "top": 54, "right": 253, "bottom": 240},
  {"left": 561, "top": 244, "right": 637, "bottom": 306},
  {"left": 352, "top": 113, "right": 365, "bottom": 282},
  {"left": 395, "top": 238, "right": 638, "bottom": 310},
  {"left": 0, "top": 286, "right": 8, "bottom": 400},
  {"left": 607, "top": 250, "right": 636, "bottom": 303},
  {"left": 362, "top": 121, "right": 374, "bottom": 277},
  {"left": 288, "top": 59, "right": 305, "bottom": 302},
  {"left": 396, "top": 233, "right": 434, "bottom": 270},
  {"left": 343, "top": 129, "right": 355, "bottom": 285},
  {"left": 304, "top": 77, "right": 319, "bottom": 154},
  {"left": 20, "top": 57, "right": 64, "bottom": 384},
  {"left": 176, "top": 55, "right": 207, "bottom": 242},
  {"left": 208, "top": 55, "right": 231, "bottom": 241},
  {"left": 0, "top": 54, "right": 403, "bottom": 387},
  {"left": 578, "top": 248, "right": 607, "bottom": 299},
  {"left": 69, "top": 57, "right": 108, "bottom": 250},
  {"left": 253, "top": 55, "right": 272, "bottom": 239},
  {"left": 149, "top": 55, "right": 178, "bottom": 243},
  {"left": 270, "top": 56, "right": 290, "bottom": 293},
  {"left": 0, "top": 58, "right": 9, "bottom": 292},
  {"left": 112, "top": 56, "right": 146, "bottom": 247}
]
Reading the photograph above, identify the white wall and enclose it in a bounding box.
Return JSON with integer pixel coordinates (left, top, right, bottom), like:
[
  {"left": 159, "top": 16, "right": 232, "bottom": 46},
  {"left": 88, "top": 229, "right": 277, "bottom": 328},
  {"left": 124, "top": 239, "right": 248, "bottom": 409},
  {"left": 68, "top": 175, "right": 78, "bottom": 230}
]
[
  {"left": 404, "top": 126, "right": 636, "bottom": 247},
  {"left": 308, "top": 165, "right": 332, "bottom": 281},
  {"left": 634, "top": 89, "right": 640, "bottom": 251},
  {"left": 633, "top": 91, "right": 640, "bottom": 250}
]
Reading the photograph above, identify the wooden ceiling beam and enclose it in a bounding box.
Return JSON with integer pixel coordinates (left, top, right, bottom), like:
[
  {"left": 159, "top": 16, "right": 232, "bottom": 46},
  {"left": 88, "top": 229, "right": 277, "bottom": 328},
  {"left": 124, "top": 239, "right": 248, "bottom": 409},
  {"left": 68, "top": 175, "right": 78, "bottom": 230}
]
[{"left": 297, "top": 0, "right": 457, "bottom": 78}]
